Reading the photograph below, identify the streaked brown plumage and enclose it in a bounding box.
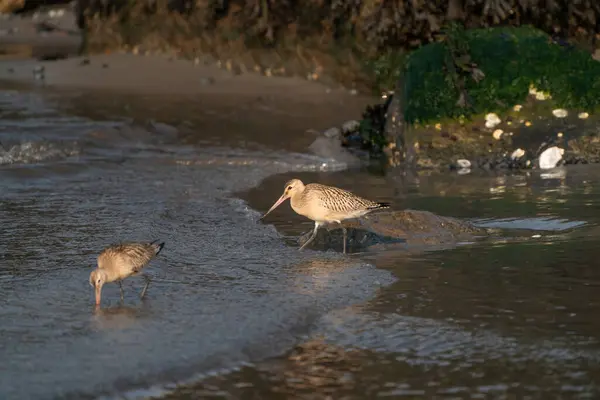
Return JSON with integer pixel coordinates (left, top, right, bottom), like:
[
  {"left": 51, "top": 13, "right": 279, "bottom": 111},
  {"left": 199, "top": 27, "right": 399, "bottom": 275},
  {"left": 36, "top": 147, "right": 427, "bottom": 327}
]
[
  {"left": 259, "top": 179, "right": 389, "bottom": 253},
  {"left": 89, "top": 240, "right": 164, "bottom": 306}
]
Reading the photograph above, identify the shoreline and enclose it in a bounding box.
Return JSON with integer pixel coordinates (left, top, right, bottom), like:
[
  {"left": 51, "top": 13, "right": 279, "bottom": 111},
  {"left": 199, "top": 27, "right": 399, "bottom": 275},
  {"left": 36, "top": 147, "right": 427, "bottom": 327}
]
[
  {"left": 0, "top": 53, "right": 373, "bottom": 99},
  {"left": 0, "top": 62, "right": 395, "bottom": 400}
]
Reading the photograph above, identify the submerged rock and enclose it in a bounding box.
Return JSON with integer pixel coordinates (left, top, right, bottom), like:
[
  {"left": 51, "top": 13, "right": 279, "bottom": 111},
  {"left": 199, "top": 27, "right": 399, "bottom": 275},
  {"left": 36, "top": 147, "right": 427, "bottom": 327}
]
[
  {"left": 308, "top": 136, "right": 361, "bottom": 167},
  {"left": 297, "top": 210, "right": 488, "bottom": 252},
  {"left": 323, "top": 127, "right": 342, "bottom": 139}
]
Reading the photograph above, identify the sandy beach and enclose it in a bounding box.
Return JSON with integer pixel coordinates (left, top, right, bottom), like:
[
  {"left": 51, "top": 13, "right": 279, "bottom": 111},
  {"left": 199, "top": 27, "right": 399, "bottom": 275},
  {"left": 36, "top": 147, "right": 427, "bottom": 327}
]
[{"left": 0, "top": 4, "right": 375, "bottom": 140}]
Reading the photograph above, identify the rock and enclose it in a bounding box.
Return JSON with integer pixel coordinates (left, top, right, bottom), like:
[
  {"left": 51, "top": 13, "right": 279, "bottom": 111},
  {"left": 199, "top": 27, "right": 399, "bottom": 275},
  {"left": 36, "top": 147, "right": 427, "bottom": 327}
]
[
  {"left": 323, "top": 127, "right": 341, "bottom": 139},
  {"left": 456, "top": 159, "right": 471, "bottom": 169},
  {"left": 552, "top": 109, "right": 568, "bottom": 118},
  {"left": 307, "top": 136, "right": 361, "bottom": 167},
  {"left": 297, "top": 210, "right": 489, "bottom": 252},
  {"left": 510, "top": 148, "right": 525, "bottom": 160},
  {"left": 485, "top": 113, "right": 501, "bottom": 128},
  {"left": 538, "top": 146, "right": 564, "bottom": 169},
  {"left": 341, "top": 120, "right": 360, "bottom": 134},
  {"left": 578, "top": 112, "right": 589, "bottom": 119},
  {"left": 355, "top": 26, "right": 600, "bottom": 170}
]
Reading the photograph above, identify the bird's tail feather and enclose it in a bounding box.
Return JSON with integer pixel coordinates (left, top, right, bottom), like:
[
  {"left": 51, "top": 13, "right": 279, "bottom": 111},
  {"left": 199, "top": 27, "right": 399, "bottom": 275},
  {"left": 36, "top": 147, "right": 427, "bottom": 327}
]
[
  {"left": 369, "top": 202, "right": 390, "bottom": 210},
  {"left": 150, "top": 240, "right": 165, "bottom": 255}
]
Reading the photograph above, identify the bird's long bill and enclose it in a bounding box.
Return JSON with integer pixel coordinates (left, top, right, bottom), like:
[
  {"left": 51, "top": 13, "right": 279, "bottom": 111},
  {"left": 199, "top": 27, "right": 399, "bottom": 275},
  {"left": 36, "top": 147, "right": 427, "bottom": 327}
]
[
  {"left": 95, "top": 286, "right": 102, "bottom": 306},
  {"left": 259, "top": 194, "right": 289, "bottom": 221}
]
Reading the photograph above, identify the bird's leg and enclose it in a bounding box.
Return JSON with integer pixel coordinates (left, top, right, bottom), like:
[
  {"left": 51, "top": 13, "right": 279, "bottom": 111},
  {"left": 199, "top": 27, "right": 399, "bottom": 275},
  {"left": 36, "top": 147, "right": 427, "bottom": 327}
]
[
  {"left": 340, "top": 224, "right": 348, "bottom": 254},
  {"left": 118, "top": 281, "right": 124, "bottom": 302},
  {"left": 140, "top": 274, "right": 151, "bottom": 300},
  {"left": 299, "top": 222, "right": 320, "bottom": 251}
]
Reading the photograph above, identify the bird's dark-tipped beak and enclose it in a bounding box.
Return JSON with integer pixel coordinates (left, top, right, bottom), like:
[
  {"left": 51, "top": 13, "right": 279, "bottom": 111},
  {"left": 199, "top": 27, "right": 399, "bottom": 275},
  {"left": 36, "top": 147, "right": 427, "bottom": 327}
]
[{"left": 259, "top": 193, "right": 289, "bottom": 221}]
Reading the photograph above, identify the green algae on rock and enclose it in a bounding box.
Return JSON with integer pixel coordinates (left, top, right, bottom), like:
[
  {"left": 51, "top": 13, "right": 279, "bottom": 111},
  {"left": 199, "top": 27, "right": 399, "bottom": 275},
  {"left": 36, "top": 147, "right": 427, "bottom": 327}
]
[
  {"left": 402, "top": 25, "right": 600, "bottom": 124},
  {"left": 351, "top": 26, "right": 600, "bottom": 170}
]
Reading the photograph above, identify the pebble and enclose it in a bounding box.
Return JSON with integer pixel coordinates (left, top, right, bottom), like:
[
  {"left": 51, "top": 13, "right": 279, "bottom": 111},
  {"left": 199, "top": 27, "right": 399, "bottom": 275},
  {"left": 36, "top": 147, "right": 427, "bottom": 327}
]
[
  {"left": 485, "top": 113, "right": 501, "bottom": 128},
  {"left": 492, "top": 129, "right": 503, "bottom": 140},
  {"left": 539, "top": 146, "right": 564, "bottom": 169},
  {"left": 323, "top": 127, "right": 341, "bottom": 139},
  {"left": 535, "top": 91, "right": 550, "bottom": 101},
  {"left": 528, "top": 85, "right": 538, "bottom": 95},
  {"left": 341, "top": 120, "right": 360, "bottom": 134},
  {"left": 552, "top": 109, "right": 568, "bottom": 118},
  {"left": 513, "top": 105, "right": 522, "bottom": 112},
  {"left": 435, "top": 123, "right": 442, "bottom": 130},
  {"left": 456, "top": 159, "right": 472, "bottom": 169},
  {"left": 578, "top": 112, "right": 589, "bottom": 119},
  {"left": 510, "top": 148, "right": 525, "bottom": 160}
]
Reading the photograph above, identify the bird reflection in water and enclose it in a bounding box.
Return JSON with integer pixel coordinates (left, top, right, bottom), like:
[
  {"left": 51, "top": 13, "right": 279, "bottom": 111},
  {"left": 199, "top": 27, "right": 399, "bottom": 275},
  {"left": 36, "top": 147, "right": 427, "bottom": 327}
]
[{"left": 90, "top": 304, "right": 151, "bottom": 331}]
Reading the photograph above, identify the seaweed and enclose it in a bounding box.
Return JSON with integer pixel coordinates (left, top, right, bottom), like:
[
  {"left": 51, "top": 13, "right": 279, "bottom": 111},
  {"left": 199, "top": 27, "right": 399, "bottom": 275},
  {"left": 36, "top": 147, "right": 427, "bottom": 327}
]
[{"left": 404, "top": 26, "right": 600, "bottom": 124}]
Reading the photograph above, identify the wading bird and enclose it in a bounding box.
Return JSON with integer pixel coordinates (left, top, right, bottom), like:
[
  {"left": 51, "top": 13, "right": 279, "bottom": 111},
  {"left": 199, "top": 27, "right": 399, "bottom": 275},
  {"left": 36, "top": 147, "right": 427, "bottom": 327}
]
[
  {"left": 259, "top": 179, "right": 389, "bottom": 253},
  {"left": 89, "top": 240, "right": 164, "bottom": 306}
]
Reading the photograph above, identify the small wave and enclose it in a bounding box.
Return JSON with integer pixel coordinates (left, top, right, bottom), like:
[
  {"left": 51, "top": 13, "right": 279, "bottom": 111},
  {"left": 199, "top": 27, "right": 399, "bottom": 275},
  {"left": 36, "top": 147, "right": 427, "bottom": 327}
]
[
  {"left": 471, "top": 217, "right": 586, "bottom": 232},
  {"left": 0, "top": 141, "right": 80, "bottom": 165},
  {"left": 174, "top": 151, "right": 352, "bottom": 172},
  {"left": 314, "top": 309, "right": 600, "bottom": 365}
]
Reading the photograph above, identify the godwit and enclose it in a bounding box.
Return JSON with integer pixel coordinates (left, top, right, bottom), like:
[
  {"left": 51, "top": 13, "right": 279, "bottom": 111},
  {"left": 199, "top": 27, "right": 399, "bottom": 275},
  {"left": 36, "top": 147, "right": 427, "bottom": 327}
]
[
  {"left": 89, "top": 240, "right": 165, "bottom": 306},
  {"left": 259, "top": 179, "right": 389, "bottom": 253}
]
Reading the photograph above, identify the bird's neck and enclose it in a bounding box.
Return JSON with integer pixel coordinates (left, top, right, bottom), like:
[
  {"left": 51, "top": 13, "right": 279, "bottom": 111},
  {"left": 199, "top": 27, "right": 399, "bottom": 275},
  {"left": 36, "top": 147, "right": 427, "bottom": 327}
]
[
  {"left": 290, "top": 189, "right": 308, "bottom": 213},
  {"left": 96, "top": 266, "right": 117, "bottom": 283}
]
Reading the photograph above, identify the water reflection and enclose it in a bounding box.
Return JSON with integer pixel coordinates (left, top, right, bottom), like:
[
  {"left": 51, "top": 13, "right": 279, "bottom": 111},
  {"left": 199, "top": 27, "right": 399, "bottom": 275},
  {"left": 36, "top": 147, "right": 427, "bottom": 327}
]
[
  {"left": 90, "top": 304, "right": 151, "bottom": 331},
  {"left": 233, "top": 164, "right": 600, "bottom": 399}
]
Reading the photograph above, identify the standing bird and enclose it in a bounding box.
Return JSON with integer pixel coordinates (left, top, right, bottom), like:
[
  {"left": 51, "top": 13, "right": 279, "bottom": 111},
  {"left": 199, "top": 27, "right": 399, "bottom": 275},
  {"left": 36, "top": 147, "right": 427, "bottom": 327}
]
[
  {"left": 89, "top": 240, "right": 165, "bottom": 306},
  {"left": 259, "top": 179, "right": 389, "bottom": 253}
]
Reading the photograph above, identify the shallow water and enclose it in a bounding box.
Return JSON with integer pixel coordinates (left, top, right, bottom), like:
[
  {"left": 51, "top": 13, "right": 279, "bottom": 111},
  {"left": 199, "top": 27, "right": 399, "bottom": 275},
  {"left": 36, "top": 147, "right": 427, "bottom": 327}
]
[
  {"left": 0, "top": 87, "right": 392, "bottom": 400},
  {"left": 1, "top": 86, "right": 600, "bottom": 399}
]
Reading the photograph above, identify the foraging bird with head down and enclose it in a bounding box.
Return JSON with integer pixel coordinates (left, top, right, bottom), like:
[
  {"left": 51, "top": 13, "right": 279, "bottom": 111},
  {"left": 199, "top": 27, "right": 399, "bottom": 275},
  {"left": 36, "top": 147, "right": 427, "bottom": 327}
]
[
  {"left": 259, "top": 179, "right": 389, "bottom": 253},
  {"left": 89, "top": 240, "right": 165, "bottom": 306}
]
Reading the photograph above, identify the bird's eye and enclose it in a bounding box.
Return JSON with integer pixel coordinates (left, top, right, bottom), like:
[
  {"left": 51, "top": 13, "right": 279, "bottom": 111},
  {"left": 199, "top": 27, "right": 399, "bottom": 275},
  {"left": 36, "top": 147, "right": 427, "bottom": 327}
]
[{"left": 287, "top": 186, "right": 292, "bottom": 190}]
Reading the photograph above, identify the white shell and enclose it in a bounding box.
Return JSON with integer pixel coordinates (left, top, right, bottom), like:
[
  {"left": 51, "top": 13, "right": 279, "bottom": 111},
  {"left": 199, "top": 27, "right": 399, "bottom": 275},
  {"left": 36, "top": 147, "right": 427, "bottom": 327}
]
[
  {"left": 578, "top": 112, "right": 589, "bottom": 119},
  {"left": 485, "top": 113, "right": 501, "bottom": 128},
  {"left": 492, "top": 129, "right": 504, "bottom": 140},
  {"left": 552, "top": 109, "right": 568, "bottom": 118},
  {"left": 538, "top": 146, "right": 564, "bottom": 169},
  {"left": 510, "top": 148, "right": 525, "bottom": 160},
  {"left": 456, "top": 159, "right": 472, "bottom": 169},
  {"left": 341, "top": 120, "right": 360, "bottom": 134}
]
